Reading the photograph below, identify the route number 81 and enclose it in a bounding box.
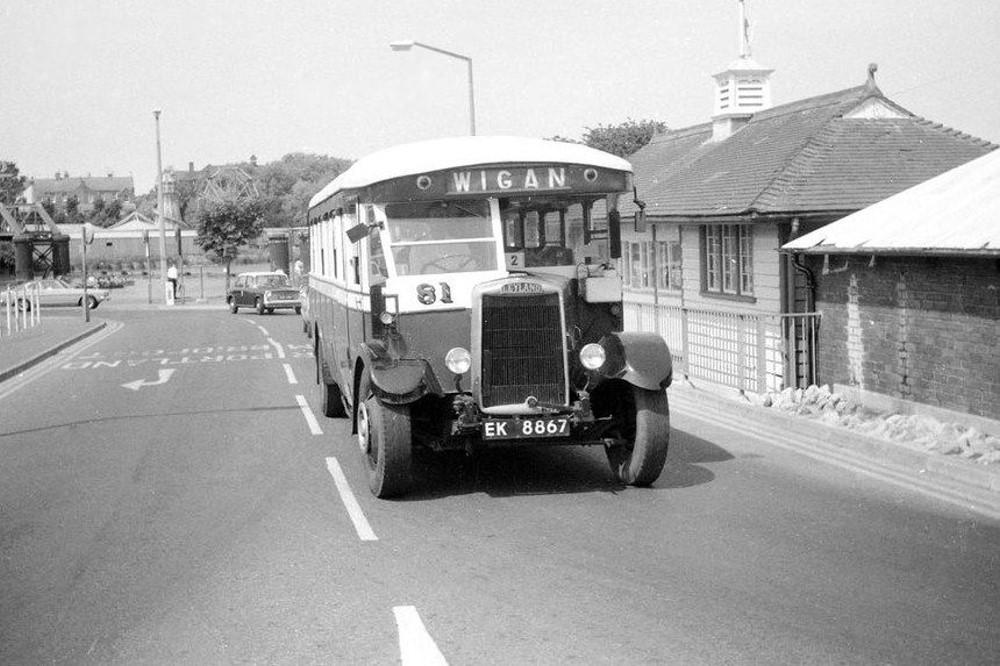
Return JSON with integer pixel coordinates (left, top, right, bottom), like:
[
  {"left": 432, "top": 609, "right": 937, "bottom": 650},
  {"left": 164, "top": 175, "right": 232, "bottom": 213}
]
[{"left": 416, "top": 282, "right": 453, "bottom": 305}]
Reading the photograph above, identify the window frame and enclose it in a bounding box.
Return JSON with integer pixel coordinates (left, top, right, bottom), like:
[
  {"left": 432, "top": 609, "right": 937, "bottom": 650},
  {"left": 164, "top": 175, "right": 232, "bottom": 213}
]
[{"left": 700, "top": 224, "right": 755, "bottom": 301}]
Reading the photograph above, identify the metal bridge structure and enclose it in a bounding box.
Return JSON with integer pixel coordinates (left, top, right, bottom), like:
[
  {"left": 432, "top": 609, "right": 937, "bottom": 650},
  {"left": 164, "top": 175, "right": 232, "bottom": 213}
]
[{"left": 0, "top": 203, "right": 72, "bottom": 280}]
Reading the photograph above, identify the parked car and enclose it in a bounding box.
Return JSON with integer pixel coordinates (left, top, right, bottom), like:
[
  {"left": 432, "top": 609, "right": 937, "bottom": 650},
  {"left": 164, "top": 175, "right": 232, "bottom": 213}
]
[
  {"left": 1, "top": 278, "right": 110, "bottom": 311},
  {"left": 227, "top": 271, "right": 301, "bottom": 315}
]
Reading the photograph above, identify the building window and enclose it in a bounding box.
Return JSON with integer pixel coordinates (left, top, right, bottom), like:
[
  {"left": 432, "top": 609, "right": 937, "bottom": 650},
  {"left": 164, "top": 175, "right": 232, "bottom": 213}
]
[
  {"left": 623, "top": 239, "right": 681, "bottom": 291},
  {"left": 702, "top": 224, "right": 753, "bottom": 297},
  {"left": 656, "top": 240, "right": 682, "bottom": 291}
]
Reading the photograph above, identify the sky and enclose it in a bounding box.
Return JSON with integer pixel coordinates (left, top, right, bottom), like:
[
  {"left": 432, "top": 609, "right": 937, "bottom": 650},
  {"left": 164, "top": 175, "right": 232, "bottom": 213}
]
[{"left": 2, "top": 0, "right": 999, "bottom": 194}]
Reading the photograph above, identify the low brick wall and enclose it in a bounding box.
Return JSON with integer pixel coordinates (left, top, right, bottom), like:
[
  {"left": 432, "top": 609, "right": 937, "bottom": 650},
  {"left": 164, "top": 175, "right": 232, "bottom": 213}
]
[{"left": 807, "top": 254, "right": 999, "bottom": 419}]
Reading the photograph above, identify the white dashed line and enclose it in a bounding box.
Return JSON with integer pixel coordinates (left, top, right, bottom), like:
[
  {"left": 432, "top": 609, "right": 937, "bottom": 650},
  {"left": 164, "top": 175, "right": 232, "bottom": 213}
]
[
  {"left": 394, "top": 606, "right": 448, "bottom": 665},
  {"left": 295, "top": 394, "right": 323, "bottom": 435},
  {"left": 256, "top": 325, "right": 269, "bottom": 336},
  {"left": 325, "top": 457, "right": 378, "bottom": 541},
  {"left": 283, "top": 363, "right": 297, "bottom": 384},
  {"left": 267, "top": 338, "right": 286, "bottom": 359}
]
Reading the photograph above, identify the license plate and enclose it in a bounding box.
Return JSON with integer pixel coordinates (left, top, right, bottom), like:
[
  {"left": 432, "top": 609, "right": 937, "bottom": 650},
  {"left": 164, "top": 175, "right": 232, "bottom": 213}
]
[{"left": 482, "top": 417, "right": 571, "bottom": 440}]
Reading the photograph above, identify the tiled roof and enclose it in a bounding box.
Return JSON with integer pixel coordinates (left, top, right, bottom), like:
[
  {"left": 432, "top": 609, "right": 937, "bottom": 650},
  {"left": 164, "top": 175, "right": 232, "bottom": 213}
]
[
  {"left": 623, "top": 84, "right": 996, "bottom": 219},
  {"left": 29, "top": 176, "right": 134, "bottom": 195}
]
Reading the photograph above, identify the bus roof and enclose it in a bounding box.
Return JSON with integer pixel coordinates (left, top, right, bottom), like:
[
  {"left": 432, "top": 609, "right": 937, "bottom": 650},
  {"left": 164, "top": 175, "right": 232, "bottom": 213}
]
[{"left": 309, "top": 136, "right": 632, "bottom": 209}]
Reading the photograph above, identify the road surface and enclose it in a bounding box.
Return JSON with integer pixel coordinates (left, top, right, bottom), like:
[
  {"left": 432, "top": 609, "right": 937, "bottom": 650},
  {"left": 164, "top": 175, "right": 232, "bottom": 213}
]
[{"left": 1, "top": 309, "right": 997, "bottom": 664}]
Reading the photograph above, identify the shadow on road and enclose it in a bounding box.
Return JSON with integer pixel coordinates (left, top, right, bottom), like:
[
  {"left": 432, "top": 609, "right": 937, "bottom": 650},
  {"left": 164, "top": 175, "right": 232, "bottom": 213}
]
[{"left": 399, "top": 426, "right": 736, "bottom": 501}]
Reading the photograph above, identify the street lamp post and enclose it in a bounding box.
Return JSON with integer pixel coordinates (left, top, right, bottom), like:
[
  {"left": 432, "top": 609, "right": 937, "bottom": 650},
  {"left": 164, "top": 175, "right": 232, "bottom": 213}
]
[
  {"left": 153, "top": 109, "right": 167, "bottom": 302},
  {"left": 390, "top": 40, "right": 476, "bottom": 136}
]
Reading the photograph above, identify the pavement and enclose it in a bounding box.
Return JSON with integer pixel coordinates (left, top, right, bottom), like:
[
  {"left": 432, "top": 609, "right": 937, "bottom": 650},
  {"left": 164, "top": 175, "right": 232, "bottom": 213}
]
[{"left": 2, "top": 280, "right": 999, "bottom": 518}]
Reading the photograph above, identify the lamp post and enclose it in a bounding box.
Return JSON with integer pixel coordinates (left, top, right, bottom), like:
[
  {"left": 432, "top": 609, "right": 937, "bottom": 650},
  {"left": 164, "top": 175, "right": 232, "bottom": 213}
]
[
  {"left": 390, "top": 40, "right": 476, "bottom": 136},
  {"left": 153, "top": 109, "right": 167, "bottom": 302}
]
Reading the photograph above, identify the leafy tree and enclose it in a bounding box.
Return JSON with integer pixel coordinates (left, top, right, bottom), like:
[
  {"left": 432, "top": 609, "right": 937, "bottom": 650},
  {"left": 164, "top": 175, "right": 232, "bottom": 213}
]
[
  {"left": 174, "top": 176, "right": 204, "bottom": 224},
  {"left": 0, "top": 161, "right": 25, "bottom": 205},
  {"left": 256, "top": 153, "right": 352, "bottom": 227},
  {"left": 64, "top": 195, "right": 82, "bottom": 224},
  {"left": 104, "top": 198, "right": 123, "bottom": 223},
  {"left": 87, "top": 197, "right": 124, "bottom": 228},
  {"left": 195, "top": 196, "right": 265, "bottom": 262},
  {"left": 550, "top": 118, "right": 668, "bottom": 158}
]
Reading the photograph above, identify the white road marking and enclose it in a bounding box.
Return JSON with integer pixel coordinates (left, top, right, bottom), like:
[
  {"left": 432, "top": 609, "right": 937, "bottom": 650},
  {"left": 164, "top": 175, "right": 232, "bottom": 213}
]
[
  {"left": 267, "top": 337, "right": 286, "bottom": 359},
  {"left": 295, "top": 394, "right": 323, "bottom": 435},
  {"left": 283, "top": 363, "right": 297, "bottom": 384},
  {"left": 324, "top": 456, "right": 378, "bottom": 541},
  {"left": 0, "top": 320, "right": 122, "bottom": 400},
  {"left": 121, "top": 368, "right": 176, "bottom": 391},
  {"left": 256, "top": 325, "right": 269, "bottom": 336},
  {"left": 394, "top": 606, "right": 449, "bottom": 666}
]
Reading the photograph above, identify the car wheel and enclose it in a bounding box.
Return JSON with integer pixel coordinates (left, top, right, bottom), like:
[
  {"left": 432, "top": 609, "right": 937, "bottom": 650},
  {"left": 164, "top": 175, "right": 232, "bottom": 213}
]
[
  {"left": 266, "top": 307, "right": 274, "bottom": 314},
  {"left": 229, "top": 297, "right": 238, "bottom": 314},
  {"left": 255, "top": 298, "right": 265, "bottom": 315},
  {"left": 602, "top": 384, "right": 670, "bottom": 487},
  {"left": 294, "top": 306, "right": 302, "bottom": 315},
  {"left": 357, "top": 373, "right": 412, "bottom": 498}
]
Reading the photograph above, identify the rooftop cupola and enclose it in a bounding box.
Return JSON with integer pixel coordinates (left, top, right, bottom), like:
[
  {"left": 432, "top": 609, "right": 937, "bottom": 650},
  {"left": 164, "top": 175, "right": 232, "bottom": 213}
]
[{"left": 711, "top": 0, "right": 773, "bottom": 141}]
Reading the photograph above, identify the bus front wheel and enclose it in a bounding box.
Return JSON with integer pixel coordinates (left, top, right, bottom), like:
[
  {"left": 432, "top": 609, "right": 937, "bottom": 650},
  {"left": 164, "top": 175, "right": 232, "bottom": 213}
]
[
  {"left": 357, "top": 376, "right": 412, "bottom": 498},
  {"left": 603, "top": 385, "right": 670, "bottom": 487}
]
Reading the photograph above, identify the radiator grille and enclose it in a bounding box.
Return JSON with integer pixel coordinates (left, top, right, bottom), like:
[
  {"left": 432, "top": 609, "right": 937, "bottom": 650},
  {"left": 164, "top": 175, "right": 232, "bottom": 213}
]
[{"left": 481, "top": 292, "right": 565, "bottom": 407}]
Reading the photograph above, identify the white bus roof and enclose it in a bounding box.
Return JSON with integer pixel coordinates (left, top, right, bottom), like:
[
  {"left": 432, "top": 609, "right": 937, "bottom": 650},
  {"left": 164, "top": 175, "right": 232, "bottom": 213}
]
[{"left": 309, "top": 136, "right": 633, "bottom": 209}]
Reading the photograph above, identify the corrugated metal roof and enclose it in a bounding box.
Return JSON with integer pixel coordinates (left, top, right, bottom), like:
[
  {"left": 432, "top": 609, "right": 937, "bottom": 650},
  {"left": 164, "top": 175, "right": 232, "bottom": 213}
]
[{"left": 783, "top": 149, "right": 1000, "bottom": 255}]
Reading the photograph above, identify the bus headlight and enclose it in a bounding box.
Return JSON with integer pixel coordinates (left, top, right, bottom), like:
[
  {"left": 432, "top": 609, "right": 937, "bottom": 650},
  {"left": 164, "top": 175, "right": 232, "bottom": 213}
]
[
  {"left": 579, "top": 343, "right": 606, "bottom": 371},
  {"left": 445, "top": 347, "right": 471, "bottom": 375}
]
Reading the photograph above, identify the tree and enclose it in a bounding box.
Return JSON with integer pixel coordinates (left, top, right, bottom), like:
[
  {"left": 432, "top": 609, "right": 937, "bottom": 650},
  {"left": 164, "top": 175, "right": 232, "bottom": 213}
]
[
  {"left": 550, "top": 118, "right": 668, "bottom": 158},
  {"left": 255, "top": 153, "right": 352, "bottom": 227},
  {"left": 195, "top": 196, "right": 265, "bottom": 262},
  {"left": 0, "top": 161, "right": 25, "bottom": 205},
  {"left": 64, "top": 195, "right": 82, "bottom": 224}
]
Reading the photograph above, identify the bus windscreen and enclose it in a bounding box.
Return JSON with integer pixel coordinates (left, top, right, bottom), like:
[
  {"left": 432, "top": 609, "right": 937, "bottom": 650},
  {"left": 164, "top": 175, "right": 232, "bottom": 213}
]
[{"left": 385, "top": 201, "right": 498, "bottom": 275}]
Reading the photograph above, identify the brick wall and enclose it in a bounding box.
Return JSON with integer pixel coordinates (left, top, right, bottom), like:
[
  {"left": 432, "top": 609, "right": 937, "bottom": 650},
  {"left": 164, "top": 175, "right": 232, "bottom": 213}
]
[{"left": 807, "top": 254, "right": 999, "bottom": 418}]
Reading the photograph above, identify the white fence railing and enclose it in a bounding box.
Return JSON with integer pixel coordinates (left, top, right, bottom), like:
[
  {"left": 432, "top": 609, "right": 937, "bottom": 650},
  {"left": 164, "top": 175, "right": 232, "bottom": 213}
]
[
  {"left": 2, "top": 284, "right": 41, "bottom": 338},
  {"left": 623, "top": 301, "right": 821, "bottom": 393}
]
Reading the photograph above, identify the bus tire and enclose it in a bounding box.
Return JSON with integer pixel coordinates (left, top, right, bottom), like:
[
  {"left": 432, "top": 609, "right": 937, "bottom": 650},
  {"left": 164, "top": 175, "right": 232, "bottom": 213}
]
[
  {"left": 604, "top": 385, "right": 670, "bottom": 487},
  {"left": 322, "top": 378, "right": 348, "bottom": 419},
  {"left": 357, "top": 375, "right": 412, "bottom": 498},
  {"left": 256, "top": 298, "right": 265, "bottom": 315}
]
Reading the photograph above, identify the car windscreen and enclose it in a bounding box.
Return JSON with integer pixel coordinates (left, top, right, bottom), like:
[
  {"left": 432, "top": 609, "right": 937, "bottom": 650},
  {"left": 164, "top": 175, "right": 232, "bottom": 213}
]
[{"left": 257, "top": 275, "right": 291, "bottom": 288}]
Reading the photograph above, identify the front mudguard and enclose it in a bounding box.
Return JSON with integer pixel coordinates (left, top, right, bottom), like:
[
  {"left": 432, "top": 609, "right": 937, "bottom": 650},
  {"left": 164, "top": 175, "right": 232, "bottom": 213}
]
[
  {"left": 595, "top": 331, "right": 673, "bottom": 391},
  {"left": 357, "top": 342, "right": 443, "bottom": 405}
]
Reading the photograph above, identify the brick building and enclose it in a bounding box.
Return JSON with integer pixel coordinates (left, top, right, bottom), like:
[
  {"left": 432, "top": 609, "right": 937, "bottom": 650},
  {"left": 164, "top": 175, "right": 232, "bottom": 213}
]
[
  {"left": 784, "top": 150, "right": 1000, "bottom": 419},
  {"left": 22, "top": 173, "right": 134, "bottom": 213}
]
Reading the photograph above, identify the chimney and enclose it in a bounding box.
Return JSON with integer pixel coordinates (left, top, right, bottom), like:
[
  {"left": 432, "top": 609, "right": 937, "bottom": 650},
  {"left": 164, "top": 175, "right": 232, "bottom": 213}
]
[{"left": 189, "top": 161, "right": 194, "bottom": 173}]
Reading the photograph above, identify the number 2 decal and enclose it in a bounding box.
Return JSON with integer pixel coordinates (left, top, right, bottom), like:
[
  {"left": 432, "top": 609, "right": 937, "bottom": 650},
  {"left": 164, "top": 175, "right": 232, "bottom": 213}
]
[{"left": 416, "top": 282, "right": 453, "bottom": 305}]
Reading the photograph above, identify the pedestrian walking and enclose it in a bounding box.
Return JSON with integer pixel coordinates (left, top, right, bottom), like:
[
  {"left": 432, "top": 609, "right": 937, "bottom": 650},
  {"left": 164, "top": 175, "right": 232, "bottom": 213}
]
[{"left": 166, "top": 261, "right": 179, "bottom": 298}]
